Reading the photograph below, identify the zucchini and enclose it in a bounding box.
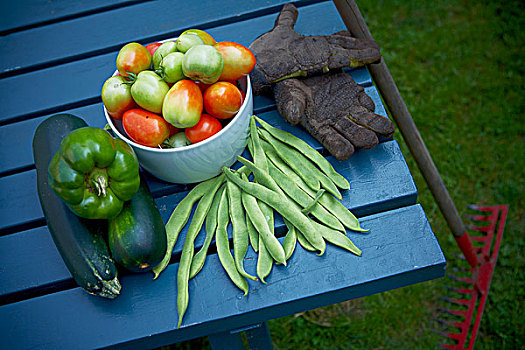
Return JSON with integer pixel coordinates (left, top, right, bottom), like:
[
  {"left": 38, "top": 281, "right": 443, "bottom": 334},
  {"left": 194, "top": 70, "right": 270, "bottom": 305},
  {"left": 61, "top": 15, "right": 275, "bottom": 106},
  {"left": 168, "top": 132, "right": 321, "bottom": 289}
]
[
  {"left": 108, "top": 173, "right": 167, "bottom": 272},
  {"left": 33, "top": 114, "right": 121, "bottom": 299}
]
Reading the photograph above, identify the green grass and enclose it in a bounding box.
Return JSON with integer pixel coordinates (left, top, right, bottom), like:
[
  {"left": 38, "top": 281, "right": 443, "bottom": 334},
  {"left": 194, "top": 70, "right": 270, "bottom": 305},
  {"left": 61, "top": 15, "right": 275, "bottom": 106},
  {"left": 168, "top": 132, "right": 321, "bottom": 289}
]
[{"left": 163, "top": 0, "right": 524, "bottom": 348}]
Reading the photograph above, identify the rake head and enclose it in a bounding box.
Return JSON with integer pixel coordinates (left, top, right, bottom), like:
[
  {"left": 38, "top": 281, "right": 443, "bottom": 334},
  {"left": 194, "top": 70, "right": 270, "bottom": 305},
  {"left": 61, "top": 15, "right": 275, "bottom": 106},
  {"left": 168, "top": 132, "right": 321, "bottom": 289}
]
[{"left": 435, "top": 204, "right": 509, "bottom": 349}]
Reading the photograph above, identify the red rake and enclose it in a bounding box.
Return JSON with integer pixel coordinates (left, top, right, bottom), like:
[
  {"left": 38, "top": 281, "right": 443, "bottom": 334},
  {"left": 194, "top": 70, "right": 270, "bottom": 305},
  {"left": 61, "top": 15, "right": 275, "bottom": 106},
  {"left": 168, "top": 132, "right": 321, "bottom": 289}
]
[
  {"left": 332, "top": 1, "right": 510, "bottom": 349},
  {"left": 436, "top": 204, "right": 509, "bottom": 349}
]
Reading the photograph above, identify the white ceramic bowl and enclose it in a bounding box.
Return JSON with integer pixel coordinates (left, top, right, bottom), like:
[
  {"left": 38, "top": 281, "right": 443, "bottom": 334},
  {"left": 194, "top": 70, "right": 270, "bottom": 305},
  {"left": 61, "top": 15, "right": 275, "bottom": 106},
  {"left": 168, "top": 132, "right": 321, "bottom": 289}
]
[{"left": 104, "top": 75, "right": 253, "bottom": 184}]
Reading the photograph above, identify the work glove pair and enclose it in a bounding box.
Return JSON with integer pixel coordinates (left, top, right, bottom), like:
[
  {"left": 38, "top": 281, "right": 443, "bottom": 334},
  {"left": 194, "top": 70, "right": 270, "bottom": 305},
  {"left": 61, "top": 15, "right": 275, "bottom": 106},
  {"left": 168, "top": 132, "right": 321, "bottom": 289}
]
[{"left": 249, "top": 3, "right": 394, "bottom": 160}]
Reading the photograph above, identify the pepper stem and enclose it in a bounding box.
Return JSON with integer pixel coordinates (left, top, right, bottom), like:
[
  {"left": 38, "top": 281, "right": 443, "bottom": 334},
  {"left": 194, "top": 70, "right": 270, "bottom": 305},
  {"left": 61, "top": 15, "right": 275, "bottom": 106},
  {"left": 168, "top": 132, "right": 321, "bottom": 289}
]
[{"left": 94, "top": 175, "right": 107, "bottom": 197}]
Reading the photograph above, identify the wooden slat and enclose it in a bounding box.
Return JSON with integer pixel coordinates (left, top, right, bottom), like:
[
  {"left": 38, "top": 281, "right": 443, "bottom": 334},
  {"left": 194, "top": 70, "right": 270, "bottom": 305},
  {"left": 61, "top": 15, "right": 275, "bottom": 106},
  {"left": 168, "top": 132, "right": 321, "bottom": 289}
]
[
  {"left": 0, "top": 82, "right": 391, "bottom": 231},
  {"left": 0, "top": 1, "right": 347, "bottom": 124},
  {"left": 0, "top": 112, "right": 411, "bottom": 233},
  {"left": 0, "top": 0, "right": 147, "bottom": 35},
  {"left": 0, "top": 71, "right": 373, "bottom": 177},
  {"left": 0, "top": 0, "right": 324, "bottom": 77},
  {"left": 0, "top": 139, "right": 416, "bottom": 299},
  {"left": 0, "top": 204, "right": 445, "bottom": 350}
]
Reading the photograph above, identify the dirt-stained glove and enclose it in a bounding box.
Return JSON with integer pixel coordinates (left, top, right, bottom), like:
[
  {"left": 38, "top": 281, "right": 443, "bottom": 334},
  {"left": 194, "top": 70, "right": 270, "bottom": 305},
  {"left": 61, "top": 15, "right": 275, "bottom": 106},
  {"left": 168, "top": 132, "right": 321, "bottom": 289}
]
[
  {"left": 249, "top": 3, "right": 381, "bottom": 95},
  {"left": 274, "top": 71, "right": 395, "bottom": 160}
]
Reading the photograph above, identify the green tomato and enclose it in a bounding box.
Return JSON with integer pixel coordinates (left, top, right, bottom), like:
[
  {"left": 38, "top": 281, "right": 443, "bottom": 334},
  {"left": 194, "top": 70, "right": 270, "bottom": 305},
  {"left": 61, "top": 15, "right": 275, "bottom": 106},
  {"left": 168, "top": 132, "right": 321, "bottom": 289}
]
[
  {"left": 152, "top": 41, "right": 178, "bottom": 70},
  {"left": 182, "top": 45, "right": 224, "bottom": 84},
  {"left": 130, "top": 71, "right": 170, "bottom": 114},
  {"left": 159, "top": 52, "right": 185, "bottom": 83},
  {"left": 101, "top": 76, "right": 136, "bottom": 120},
  {"left": 164, "top": 132, "right": 191, "bottom": 148},
  {"left": 180, "top": 29, "right": 216, "bottom": 45},
  {"left": 176, "top": 33, "right": 204, "bottom": 53}
]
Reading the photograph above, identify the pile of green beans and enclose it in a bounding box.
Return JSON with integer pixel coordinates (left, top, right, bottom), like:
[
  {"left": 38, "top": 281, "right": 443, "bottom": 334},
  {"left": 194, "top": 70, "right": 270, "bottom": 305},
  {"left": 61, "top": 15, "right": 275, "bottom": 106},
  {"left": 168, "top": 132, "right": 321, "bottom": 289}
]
[{"left": 152, "top": 115, "right": 368, "bottom": 328}]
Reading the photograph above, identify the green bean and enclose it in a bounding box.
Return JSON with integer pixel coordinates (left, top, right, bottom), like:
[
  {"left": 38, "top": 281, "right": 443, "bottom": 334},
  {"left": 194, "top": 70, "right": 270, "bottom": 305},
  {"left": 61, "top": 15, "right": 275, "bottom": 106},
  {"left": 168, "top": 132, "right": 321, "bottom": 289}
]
[
  {"left": 224, "top": 167, "right": 326, "bottom": 255},
  {"left": 254, "top": 115, "right": 349, "bottom": 189},
  {"left": 249, "top": 116, "right": 277, "bottom": 276},
  {"left": 238, "top": 155, "right": 344, "bottom": 232},
  {"left": 215, "top": 188, "right": 249, "bottom": 295},
  {"left": 264, "top": 159, "right": 345, "bottom": 232},
  {"left": 238, "top": 156, "right": 283, "bottom": 196},
  {"left": 241, "top": 185, "right": 286, "bottom": 265},
  {"left": 227, "top": 179, "right": 257, "bottom": 281},
  {"left": 282, "top": 218, "right": 297, "bottom": 260},
  {"left": 176, "top": 176, "right": 224, "bottom": 328},
  {"left": 250, "top": 116, "right": 269, "bottom": 172},
  {"left": 257, "top": 129, "right": 320, "bottom": 191},
  {"left": 259, "top": 129, "right": 342, "bottom": 200},
  {"left": 302, "top": 189, "right": 326, "bottom": 215},
  {"left": 189, "top": 185, "right": 225, "bottom": 279},
  {"left": 319, "top": 192, "right": 369, "bottom": 232},
  {"left": 241, "top": 159, "right": 274, "bottom": 283},
  {"left": 235, "top": 165, "right": 251, "bottom": 177},
  {"left": 312, "top": 220, "right": 362, "bottom": 256},
  {"left": 153, "top": 174, "right": 225, "bottom": 279},
  {"left": 267, "top": 154, "right": 368, "bottom": 232},
  {"left": 296, "top": 229, "right": 317, "bottom": 252},
  {"left": 246, "top": 211, "right": 259, "bottom": 252},
  {"left": 257, "top": 233, "right": 273, "bottom": 283}
]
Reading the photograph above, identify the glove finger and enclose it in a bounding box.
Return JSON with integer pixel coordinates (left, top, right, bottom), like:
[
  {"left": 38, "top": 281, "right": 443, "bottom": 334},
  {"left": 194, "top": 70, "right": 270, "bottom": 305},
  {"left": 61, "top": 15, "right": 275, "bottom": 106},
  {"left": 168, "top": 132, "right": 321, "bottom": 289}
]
[
  {"left": 274, "top": 3, "right": 298, "bottom": 30},
  {"left": 310, "top": 123, "right": 355, "bottom": 160},
  {"left": 324, "top": 35, "right": 381, "bottom": 67},
  {"left": 250, "top": 66, "right": 272, "bottom": 96},
  {"left": 274, "top": 79, "right": 309, "bottom": 125},
  {"left": 348, "top": 102, "right": 395, "bottom": 137},
  {"left": 358, "top": 89, "right": 376, "bottom": 111},
  {"left": 333, "top": 114, "right": 378, "bottom": 150},
  {"left": 323, "top": 128, "right": 356, "bottom": 160}
]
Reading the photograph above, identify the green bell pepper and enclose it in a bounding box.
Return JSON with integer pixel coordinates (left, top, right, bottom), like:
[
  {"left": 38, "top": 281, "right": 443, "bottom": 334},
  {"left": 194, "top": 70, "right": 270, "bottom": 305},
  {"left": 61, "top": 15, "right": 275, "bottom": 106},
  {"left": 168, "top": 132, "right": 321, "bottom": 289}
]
[{"left": 48, "top": 127, "right": 140, "bottom": 219}]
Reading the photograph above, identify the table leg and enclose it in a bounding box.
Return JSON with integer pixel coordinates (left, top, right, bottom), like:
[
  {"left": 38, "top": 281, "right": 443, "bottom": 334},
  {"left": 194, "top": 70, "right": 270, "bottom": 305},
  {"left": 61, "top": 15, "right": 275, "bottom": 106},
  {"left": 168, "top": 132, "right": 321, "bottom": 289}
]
[
  {"left": 208, "top": 322, "right": 273, "bottom": 350},
  {"left": 245, "top": 322, "right": 273, "bottom": 350},
  {"left": 208, "top": 330, "right": 244, "bottom": 350}
]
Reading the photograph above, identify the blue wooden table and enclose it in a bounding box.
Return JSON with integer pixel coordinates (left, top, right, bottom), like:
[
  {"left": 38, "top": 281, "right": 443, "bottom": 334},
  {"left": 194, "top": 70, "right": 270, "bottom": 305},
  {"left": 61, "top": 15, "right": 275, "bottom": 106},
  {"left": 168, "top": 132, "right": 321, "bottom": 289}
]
[{"left": 0, "top": 1, "right": 446, "bottom": 348}]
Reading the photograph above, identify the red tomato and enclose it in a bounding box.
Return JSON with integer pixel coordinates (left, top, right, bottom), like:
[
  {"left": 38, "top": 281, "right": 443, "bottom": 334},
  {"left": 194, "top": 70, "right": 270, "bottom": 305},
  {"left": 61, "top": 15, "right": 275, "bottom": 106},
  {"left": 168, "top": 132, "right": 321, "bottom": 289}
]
[
  {"left": 240, "top": 90, "right": 246, "bottom": 104},
  {"left": 145, "top": 42, "right": 162, "bottom": 57},
  {"left": 116, "top": 43, "right": 152, "bottom": 77},
  {"left": 203, "top": 81, "right": 243, "bottom": 119},
  {"left": 195, "top": 80, "right": 212, "bottom": 93},
  {"left": 122, "top": 109, "right": 171, "bottom": 147},
  {"left": 168, "top": 124, "right": 180, "bottom": 137},
  {"left": 214, "top": 41, "right": 256, "bottom": 81},
  {"left": 185, "top": 114, "right": 222, "bottom": 143},
  {"left": 162, "top": 80, "right": 204, "bottom": 128}
]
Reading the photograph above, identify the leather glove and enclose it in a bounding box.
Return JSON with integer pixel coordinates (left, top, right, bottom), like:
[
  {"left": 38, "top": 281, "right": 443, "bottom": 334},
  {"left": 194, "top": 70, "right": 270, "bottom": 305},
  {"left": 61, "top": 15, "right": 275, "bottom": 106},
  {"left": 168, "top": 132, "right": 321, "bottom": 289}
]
[
  {"left": 249, "top": 3, "right": 381, "bottom": 95},
  {"left": 274, "top": 71, "right": 395, "bottom": 160}
]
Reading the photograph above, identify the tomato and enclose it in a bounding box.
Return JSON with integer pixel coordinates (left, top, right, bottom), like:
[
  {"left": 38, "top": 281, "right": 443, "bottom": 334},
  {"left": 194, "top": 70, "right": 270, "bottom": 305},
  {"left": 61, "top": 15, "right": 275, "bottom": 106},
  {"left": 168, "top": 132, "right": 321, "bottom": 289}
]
[
  {"left": 130, "top": 71, "right": 170, "bottom": 114},
  {"left": 180, "top": 29, "right": 216, "bottom": 45},
  {"left": 168, "top": 124, "right": 180, "bottom": 137},
  {"left": 101, "top": 76, "right": 136, "bottom": 120},
  {"left": 122, "top": 109, "right": 171, "bottom": 147},
  {"left": 165, "top": 132, "right": 191, "bottom": 148},
  {"left": 195, "top": 81, "right": 212, "bottom": 93},
  {"left": 182, "top": 45, "right": 224, "bottom": 84},
  {"left": 185, "top": 114, "right": 222, "bottom": 143},
  {"left": 152, "top": 41, "right": 178, "bottom": 70},
  {"left": 214, "top": 41, "right": 256, "bottom": 81},
  {"left": 162, "top": 80, "right": 203, "bottom": 128},
  {"left": 145, "top": 42, "right": 162, "bottom": 56},
  {"left": 240, "top": 90, "right": 246, "bottom": 104},
  {"left": 176, "top": 33, "right": 204, "bottom": 53},
  {"left": 159, "top": 52, "right": 185, "bottom": 83},
  {"left": 203, "top": 81, "right": 243, "bottom": 119},
  {"left": 116, "top": 42, "right": 152, "bottom": 77}
]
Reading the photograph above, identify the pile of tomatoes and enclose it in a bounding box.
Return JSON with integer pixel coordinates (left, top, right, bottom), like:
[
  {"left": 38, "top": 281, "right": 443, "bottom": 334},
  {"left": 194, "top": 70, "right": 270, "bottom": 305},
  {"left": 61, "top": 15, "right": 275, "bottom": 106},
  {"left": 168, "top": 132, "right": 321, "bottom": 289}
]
[{"left": 101, "top": 29, "right": 256, "bottom": 148}]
